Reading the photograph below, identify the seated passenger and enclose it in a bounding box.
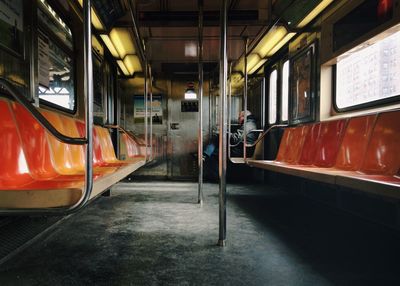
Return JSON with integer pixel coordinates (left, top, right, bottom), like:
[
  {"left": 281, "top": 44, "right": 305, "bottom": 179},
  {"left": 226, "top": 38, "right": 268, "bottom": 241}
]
[{"left": 203, "top": 110, "right": 258, "bottom": 180}]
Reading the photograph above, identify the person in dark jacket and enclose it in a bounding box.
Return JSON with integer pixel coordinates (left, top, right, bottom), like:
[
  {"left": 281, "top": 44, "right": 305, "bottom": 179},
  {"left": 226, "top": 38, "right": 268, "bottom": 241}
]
[
  {"left": 203, "top": 110, "right": 257, "bottom": 180},
  {"left": 229, "top": 110, "right": 258, "bottom": 157}
]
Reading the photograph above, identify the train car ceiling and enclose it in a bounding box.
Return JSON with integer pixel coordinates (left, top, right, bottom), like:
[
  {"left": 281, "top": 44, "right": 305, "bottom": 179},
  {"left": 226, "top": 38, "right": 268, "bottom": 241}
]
[{"left": 273, "top": 0, "right": 333, "bottom": 28}]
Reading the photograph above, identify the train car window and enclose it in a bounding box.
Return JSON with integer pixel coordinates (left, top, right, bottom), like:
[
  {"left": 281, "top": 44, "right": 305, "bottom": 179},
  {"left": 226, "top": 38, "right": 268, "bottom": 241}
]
[
  {"left": 281, "top": 60, "right": 289, "bottom": 122},
  {"left": 268, "top": 69, "right": 278, "bottom": 124},
  {"left": 37, "top": 0, "right": 75, "bottom": 112},
  {"left": 0, "top": 1, "right": 24, "bottom": 55},
  {"left": 335, "top": 29, "right": 400, "bottom": 111},
  {"left": 290, "top": 45, "right": 315, "bottom": 124},
  {"left": 93, "top": 56, "right": 105, "bottom": 123}
]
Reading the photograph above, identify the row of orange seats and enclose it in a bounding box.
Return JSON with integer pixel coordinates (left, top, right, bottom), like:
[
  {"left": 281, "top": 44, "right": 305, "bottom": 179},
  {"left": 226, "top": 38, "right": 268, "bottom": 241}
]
[
  {"left": 248, "top": 109, "right": 400, "bottom": 197},
  {"left": 0, "top": 98, "right": 146, "bottom": 208}
]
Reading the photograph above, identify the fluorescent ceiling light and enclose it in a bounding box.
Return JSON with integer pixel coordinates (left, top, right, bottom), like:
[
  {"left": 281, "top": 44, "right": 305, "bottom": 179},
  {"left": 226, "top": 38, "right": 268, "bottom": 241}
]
[
  {"left": 78, "top": 0, "right": 105, "bottom": 30},
  {"left": 247, "top": 54, "right": 261, "bottom": 73},
  {"left": 254, "top": 26, "right": 288, "bottom": 58},
  {"left": 234, "top": 53, "right": 260, "bottom": 73},
  {"left": 116, "top": 60, "right": 130, "bottom": 76},
  {"left": 249, "top": 59, "right": 267, "bottom": 74},
  {"left": 267, "top": 32, "right": 296, "bottom": 56},
  {"left": 100, "top": 34, "right": 119, "bottom": 58},
  {"left": 123, "top": 55, "right": 142, "bottom": 75},
  {"left": 92, "top": 35, "right": 103, "bottom": 56},
  {"left": 233, "top": 25, "right": 294, "bottom": 74},
  {"left": 110, "top": 28, "right": 136, "bottom": 59},
  {"left": 297, "top": 0, "right": 333, "bottom": 28}
]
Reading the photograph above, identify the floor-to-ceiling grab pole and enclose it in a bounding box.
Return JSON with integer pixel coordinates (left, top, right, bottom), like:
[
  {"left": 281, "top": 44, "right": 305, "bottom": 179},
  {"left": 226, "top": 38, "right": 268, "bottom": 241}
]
[
  {"left": 82, "top": 0, "right": 94, "bottom": 212},
  {"left": 149, "top": 64, "right": 153, "bottom": 161},
  {"left": 208, "top": 78, "right": 212, "bottom": 144},
  {"left": 218, "top": 0, "right": 228, "bottom": 247},
  {"left": 227, "top": 62, "right": 232, "bottom": 161},
  {"left": 144, "top": 52, "right": 148, "bottom": 162},
  {"left": 197, "top": 0, "right": 204, "bottom": 204},
  {"left": 243, "top": 38, "right": 248, "bottom": 162}
]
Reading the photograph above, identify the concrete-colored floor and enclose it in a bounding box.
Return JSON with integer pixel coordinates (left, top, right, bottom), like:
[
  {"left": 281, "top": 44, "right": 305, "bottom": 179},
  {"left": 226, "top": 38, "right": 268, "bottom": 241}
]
[{"left": 0, "top": 182, "right": 399, "bottom": 285}]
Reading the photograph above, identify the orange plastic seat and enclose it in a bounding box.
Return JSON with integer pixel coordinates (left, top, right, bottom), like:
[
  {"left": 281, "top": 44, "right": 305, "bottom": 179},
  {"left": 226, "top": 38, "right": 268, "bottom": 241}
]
[
  {"left": 276, "top": 126, "right": 310, "bottom": 164},
  {"left": 298, "top": 123, "right": 321, "bottom": 165},
  {"left": 11, "top": 102, "right": 60, "bottom": 181},
  {"left": 0, "top": 99, "right": 36, "bottom": 189},
  {"left": 360, "top": 111, "right": 400, "bottom": 176},
  {"left": 0, "top": 99, "right": 84, "bottom": 194},
  {"left": 313, "top": 119, "right": 347, "bottom": 167},
  {"left": 75, "top": 121, "right": 124, "bottom": 171},
  {"left": 275, "top": 128, "right": 293, "bottom": 162},
  {"left": 286, "top": 125, "right": 310, "bottom": 164},
  {"left": 40, "top": 110, "right": 84, "bottom": 176},
  {"left": 95, "top": 126, "right": 127, "bottom": 166},
  {"left": 335, "top": 115, "right": 377, "bottom": 171},
  {"left": 13, "top": 103, "right": 104, "bottom": 180},
  {"left": 121, "top": 133, "right": 142, "bottom": 158}
]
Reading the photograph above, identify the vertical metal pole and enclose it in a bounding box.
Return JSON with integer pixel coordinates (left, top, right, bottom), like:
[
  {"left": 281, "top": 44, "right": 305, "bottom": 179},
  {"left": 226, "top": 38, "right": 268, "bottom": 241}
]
[
  {"left": 149, "top": 64, "right": 153, "bottom": 161},
  {"left": 218, "top": 0, "right": 228, "bottom": 247},
  {"left": 144, "top": 53, "right": 148, "bottom": 162},
  {"left": 228, "top": 62, "right": 232, "bottom": 160},
  {"left": 83, "top": 0, "right": 94, "bottom": 206},
  {"left": 197, "top": 0, "right": 204, "bottom": 204},
  {"left": 209, "top": 79, "right": 212, "bottom": 143},
  {"left": 243, "top": 38, "right": 248, "bottom": 161},
  {"left": 123, "top": 93, "right": 127, "bottom": 129}
]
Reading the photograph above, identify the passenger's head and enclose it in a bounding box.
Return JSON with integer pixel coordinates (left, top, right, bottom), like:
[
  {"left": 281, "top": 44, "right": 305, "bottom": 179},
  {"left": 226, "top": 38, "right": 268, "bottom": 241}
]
[{"left": 238, "top": 110, "right": 252, "bottom": 124}]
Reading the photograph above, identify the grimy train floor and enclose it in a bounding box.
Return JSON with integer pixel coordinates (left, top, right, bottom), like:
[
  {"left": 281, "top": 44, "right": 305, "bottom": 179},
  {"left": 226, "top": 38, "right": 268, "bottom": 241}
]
[{"left": 0, "top": 181, "right": 399, "bottom": 285}]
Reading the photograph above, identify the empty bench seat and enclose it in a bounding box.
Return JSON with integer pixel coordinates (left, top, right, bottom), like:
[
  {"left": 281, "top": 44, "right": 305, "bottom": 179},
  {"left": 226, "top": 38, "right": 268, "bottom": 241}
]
[
  {"left": 0, "top": 99, "right": 145, "bottom": 209},
  {"left": 248, "top": 110, "right": 400, "bottom": 199}
]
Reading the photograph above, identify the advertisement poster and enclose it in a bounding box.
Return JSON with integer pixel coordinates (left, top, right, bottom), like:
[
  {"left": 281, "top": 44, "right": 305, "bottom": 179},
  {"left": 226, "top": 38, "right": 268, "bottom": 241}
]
[
  {"left": 134, "top": 95, "right": 163, "bottom": 124},
  {"left": 0, "top": 0, "right": 23, "bottom": 54}
]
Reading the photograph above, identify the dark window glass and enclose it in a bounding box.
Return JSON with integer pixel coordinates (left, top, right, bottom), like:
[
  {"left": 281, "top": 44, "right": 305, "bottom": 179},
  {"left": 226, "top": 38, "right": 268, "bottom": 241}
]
[
  {"left": 333, "top": 0, "right": 393, "bottom": 51},
  {"left": 290, "top": 47, "right": 314, "bottom": 123},
  {"left": 93, "top": 56, "right": 106, "bottom": 123}
]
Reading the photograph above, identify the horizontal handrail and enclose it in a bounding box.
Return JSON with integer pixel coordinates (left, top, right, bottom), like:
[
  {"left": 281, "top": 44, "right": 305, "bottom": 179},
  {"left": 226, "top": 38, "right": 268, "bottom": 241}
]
[
  {"left": 229, "top": 129, "right": 264, "bottom": 148},
  {"left": 228, "top": 124, "right": 288, "bottom": 164},
  {"left": 229, "top": 125, "right": 287, "bottom": 148},
  {"left": 245, "top": 124, "right": 288, "bottom": 148},
  {"left": 104, "top": 124, "right": 147, "bottom": 147},
  {"left": 0, "top": 78, "right": 87, "bottom": 145}
]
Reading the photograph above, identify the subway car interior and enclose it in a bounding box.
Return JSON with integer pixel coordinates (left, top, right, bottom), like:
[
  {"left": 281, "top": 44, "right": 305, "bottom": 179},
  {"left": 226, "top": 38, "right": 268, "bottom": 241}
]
[{"left": 0, "top": 0, "right": 400, "bottom": 284}]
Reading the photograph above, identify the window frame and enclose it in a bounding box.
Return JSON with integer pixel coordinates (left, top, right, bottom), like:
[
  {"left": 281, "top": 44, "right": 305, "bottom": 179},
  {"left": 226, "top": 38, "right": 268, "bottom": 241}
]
[
  {"left": 280, "top": 59, "right": 290, "bottom": 123},
  {"left": 37, "top": 0, "right": 77, "bottom": 114},
  {"left": 267, "top": 67, "right": 278, "bottom": 125},
  {"left": 332, "top": 30, "right": 400, "bottom": 113},
  {"left": 288, "top": 42, "right": 317, "bottom": 125}
]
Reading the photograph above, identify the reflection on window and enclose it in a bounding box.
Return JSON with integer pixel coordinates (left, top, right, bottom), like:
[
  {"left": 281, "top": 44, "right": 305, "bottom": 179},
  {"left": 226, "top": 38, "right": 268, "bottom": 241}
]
[
  {"left": 38, "top": 0, "right": 72, "bottom": 49},
  {"left": 336, "top": 29, "right": 400, "bottom": 109},
  {"left": 37, "top": 0, "right": 74, "bottom": 111},
  {"left": 93, "top": 56, "right": 105, "bottom": 122},
  {"left": 268, "top": 69, "right": 277, "bottom": 124},
  {"left": 281, "top": 61, "right": 289, "bottom": 121},
  {"left": 38, "top": 33, "right": 74, "bottom": 110},
  {"left": 291, "top": 49, "right": 312, "bottom": 121}
]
